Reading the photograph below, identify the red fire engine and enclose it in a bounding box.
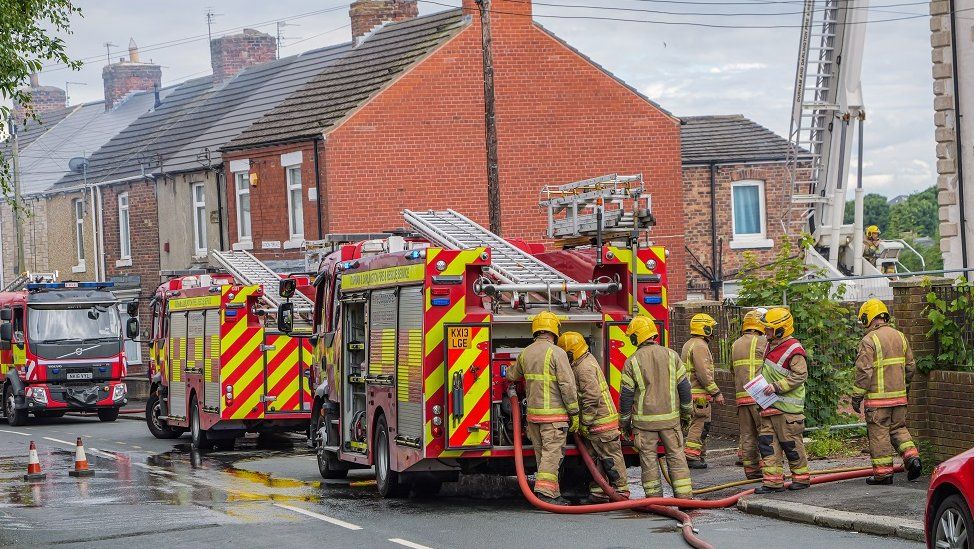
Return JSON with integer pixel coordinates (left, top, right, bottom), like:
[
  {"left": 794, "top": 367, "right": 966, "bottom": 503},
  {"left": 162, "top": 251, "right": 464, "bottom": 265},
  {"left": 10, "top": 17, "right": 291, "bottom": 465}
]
[
  {"left": 278, "top": 175, "right": 670, "bottom": 497},
  {"left": 145, "top": 253, "right": 314, "bottom": 450},
  {"left": 0, "top": 280, "right": 138, "bottom": 425}
]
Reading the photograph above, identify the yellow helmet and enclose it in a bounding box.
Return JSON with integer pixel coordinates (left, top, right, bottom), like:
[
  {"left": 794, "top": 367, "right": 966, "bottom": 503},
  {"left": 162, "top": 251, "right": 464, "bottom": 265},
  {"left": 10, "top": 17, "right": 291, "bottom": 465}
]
[
  {"left": 866, "top": 225, "right": 880, "bottom": 238},
  {"left": 741, "top": 310, "right": 764, "bottom": 334},
  {"left": 689, "top": 313, "right": 717, "bottom": 337},
  {"left": 557, "top": 331, "right": 588, "bottom": 362},
  {"left": 625, "top": 315, "right": 659, "bottom": 346},
  {"left": 761, "top": 307, "right": 794, "bottom": 339},
  {"left": 858, "top": 298, "right": 889, "bottom": 327},
  {"left": 531, "top": 311, "right": 560, "bottom": 337}
]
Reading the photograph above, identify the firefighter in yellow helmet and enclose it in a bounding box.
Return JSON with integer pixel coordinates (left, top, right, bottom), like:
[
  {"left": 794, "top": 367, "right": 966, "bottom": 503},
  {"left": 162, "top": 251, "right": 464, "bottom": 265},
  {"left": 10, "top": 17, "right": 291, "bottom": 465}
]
[
  {"left": 755, "top": 307, "right": 810, "bottom": 493},
  {"left": 864, "top": 225, "right": 881, "bottom": 262},
  {"left": 682, "top": 313, "right": 725, "bottom": 468},
  {"left": 558, "top": 331, "right": 629, "bottom": 502},
  {"left": 853, "top": 298, "right": 922, "bottom": 484},
  {"left": 731, "top": 309, "right": 767, "bottom": 480},
  {"left": 620, "top": 316, "right": 694, "bottom": 498},
  {"left": 506, "top": 311, "right": 580, "bottom": 505}
]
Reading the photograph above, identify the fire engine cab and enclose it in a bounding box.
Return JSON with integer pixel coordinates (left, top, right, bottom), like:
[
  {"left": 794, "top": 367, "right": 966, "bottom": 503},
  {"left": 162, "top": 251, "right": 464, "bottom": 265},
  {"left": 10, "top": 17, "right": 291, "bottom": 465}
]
[
  {"left": 145, "top": 252, "right": 314, "bottom": 450},
  {"left": 279, "top": 175, "right": 671, "bottom": 497},
  {"left": 0, "top": 279, "right": 138, "bottom": 425}
]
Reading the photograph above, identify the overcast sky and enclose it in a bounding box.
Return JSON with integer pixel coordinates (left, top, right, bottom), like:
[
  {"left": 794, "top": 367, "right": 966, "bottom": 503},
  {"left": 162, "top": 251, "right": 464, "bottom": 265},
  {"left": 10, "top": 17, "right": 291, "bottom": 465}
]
[{"left": 36, "top": 0, "right": 940, "bottom": 199}]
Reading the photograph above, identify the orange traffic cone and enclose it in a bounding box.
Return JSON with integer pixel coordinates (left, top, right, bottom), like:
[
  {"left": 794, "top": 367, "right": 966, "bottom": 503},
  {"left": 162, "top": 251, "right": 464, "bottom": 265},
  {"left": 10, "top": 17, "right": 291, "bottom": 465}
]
[
  {"left": 24, "top": 440, "right": 46, "bottom": 481},
  {"left": 68, "top": 437, "right": 94, "bottom": 477}
]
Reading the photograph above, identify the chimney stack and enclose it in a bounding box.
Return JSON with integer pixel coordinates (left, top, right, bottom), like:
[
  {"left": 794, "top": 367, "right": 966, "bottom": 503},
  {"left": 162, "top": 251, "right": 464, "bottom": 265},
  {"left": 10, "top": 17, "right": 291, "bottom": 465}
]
[
  {"left": 210, "top": 28, "right": 276, "bottom": 84},
  {"left": 102, "top": 38, "right": 162, "bottom": 111},
  {"left": 350, "top": 0, "right": 418, "bottom": 41},
  {"left": 12, "top": 72, "right": 67, "bottom": 122}
]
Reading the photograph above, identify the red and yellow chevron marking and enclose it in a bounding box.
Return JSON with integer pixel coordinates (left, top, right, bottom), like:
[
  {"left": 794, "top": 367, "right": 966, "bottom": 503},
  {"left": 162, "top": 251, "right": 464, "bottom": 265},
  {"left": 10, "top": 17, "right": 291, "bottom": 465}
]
[
  {"left": 222, "top": 284, "right": 262, "bottom": 305},
  {"left": 264, "top": 334, "right": 303, "bottom": 413},
  {"left": 220, "top": 312, "right": 264, "bottom": 420},
  {"left": 300, "top": 338, "right": 313, "bottom": 410},
  {"left": 607, "top": 245, "right": 670, "bottom": 346},
  {"left": 445, "top": 325, "right": 491, "bottom": 449},
  {"left": 605, "top": 321, "right": 635, "bottom": 405}
]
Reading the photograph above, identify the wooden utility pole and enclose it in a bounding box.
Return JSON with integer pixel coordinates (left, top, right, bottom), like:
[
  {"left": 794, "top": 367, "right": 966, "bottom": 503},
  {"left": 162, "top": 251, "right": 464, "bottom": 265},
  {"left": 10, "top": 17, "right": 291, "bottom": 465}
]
[
  {"left": 9, "top": 118, "right": 24, "bottom": 275},
  {"left": 477, "top": 0, "right": 502, "bottom": 235}
]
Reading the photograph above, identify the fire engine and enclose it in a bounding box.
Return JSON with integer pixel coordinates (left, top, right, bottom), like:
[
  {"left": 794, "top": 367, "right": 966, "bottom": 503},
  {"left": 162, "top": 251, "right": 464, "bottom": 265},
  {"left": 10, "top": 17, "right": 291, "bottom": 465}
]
[
  {"left": 278, "top": 175, "right": 671, "bottom": 497},
  {"left": 145, "top": 252, "right": 314, "bottom": 450},
  {"left": 0, "top": 278, "right": 138, "bottom": 425}
]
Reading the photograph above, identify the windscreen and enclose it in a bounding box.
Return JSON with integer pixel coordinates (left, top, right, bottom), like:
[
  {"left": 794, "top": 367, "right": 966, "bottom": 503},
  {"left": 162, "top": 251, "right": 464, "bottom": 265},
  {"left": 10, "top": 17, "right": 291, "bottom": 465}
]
[{"left": 28, "top": 304, "right": 121, "bottom": 344}]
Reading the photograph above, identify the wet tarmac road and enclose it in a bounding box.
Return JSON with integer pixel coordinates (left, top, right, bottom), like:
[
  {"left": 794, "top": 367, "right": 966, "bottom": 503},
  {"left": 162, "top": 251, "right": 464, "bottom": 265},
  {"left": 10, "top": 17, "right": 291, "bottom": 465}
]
[{"left": 0, "top": 416, "right": 922, "bottom": 548}]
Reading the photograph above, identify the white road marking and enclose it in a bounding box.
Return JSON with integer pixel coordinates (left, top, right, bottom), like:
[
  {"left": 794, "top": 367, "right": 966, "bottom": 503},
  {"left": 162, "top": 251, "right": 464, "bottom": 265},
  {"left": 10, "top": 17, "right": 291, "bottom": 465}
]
[
  {"left": 131, "top": 445, "right": 142, "bottom": 449},
  {"left": 132, "top": 462, "right": 177, "bottom": 476},
  {"left": 41, "top": 437, "right": 118, "bottom": 460},
  {"left": 273, "top": 503, "right": 362, "bottom": 530},
  {"left": 0, "top": 429, "right": 30, "bottom": 436},
  {"left": 389, "top": 539, "right": 434, "bottom": 549}
]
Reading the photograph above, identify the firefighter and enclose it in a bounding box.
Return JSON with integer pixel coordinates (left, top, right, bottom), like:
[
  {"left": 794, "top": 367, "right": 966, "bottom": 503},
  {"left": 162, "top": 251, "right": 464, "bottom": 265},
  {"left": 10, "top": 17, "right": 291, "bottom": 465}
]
[
  {"left": 506, "top": 311, "right": 580, "bottom": 505},
  {"left": 620, "top": 316, "right": 694, "bottom": 498},
  {"left": 731, "top": 310, "right": 767, "bottom": 480},
  {"left": 682, "top": 313, "right": 725, "bottom": 469},
  {"left": 864, "top": 225, "right": 881, "bottom": 262},
  {"left": 755, "top": 307, "right": 810, "bottom": 494},
  {"left": 557, "top": 331, "right": 629, "bottom": 502},
  {"left": 852, "top": 298, "right": 922, "bottom": 484}
]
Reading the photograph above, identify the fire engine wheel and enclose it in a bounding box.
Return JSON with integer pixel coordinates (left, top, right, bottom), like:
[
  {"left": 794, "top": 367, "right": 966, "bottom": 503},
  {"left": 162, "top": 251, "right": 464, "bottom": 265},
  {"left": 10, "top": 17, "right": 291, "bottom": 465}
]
[
  {"left": 4, "top": 387, "right": 27, "bottom": 427},
  {"left": 98, "top": 408, "right": 119, "bottom": 422},
  {"left": 146, "top": 392, "right": 182, "bottom": 439},
  {"left": 190, "top": 398, "right": 214, "bottom": 451},
  {"left": 315, "top": 412, "right": 348, "bottom": 479},
  {"left": 374, "top": 415, "right": 408, "bottom": 498}
]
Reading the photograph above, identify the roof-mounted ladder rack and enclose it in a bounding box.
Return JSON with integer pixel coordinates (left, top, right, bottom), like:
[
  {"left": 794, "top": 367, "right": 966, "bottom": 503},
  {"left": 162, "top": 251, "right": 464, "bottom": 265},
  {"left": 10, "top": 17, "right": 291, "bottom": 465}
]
[{"left": 210, "top": 249, "right": 314, "bottom": 313}]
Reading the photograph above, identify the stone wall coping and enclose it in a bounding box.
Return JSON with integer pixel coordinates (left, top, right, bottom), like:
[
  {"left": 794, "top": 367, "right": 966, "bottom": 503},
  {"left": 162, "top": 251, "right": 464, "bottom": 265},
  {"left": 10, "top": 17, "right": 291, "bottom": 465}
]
[
  {"left": 890, "top": 276, "right": 954, "bottom": 288},
  {"left": 672, "top": 300, "right": 722, "bottom": 309}
]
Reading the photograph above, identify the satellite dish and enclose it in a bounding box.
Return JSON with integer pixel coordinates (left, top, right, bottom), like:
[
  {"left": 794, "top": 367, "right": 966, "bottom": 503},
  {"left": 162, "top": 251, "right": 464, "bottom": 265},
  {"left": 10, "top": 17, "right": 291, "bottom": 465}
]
[{"left": 68, "top": 157, "right": 89, "bottom": 174}]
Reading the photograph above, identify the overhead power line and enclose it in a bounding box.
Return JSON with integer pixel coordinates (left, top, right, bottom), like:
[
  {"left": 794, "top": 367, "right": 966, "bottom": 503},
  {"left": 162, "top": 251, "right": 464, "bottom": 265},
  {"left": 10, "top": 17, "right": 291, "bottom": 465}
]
[{"left": 518, "top": 0, "right": 933, "bottom": 17}]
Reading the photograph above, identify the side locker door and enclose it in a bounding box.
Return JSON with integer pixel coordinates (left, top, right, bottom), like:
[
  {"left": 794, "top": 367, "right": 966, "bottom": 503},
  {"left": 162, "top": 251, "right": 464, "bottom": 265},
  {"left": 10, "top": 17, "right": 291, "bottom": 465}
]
[
  {"left": 203, "top": 308, "right": 221, "bottom": 412},
  {"left": 263, "top": 333, "right": 301, "bottom": 414},
  {"left": 169, "top": 311, "right": 188, "bottom": 419},
  {"left": 605, "top": 322, "right": 635, "bottom": 407},
  {"left": 444, "top": 323, "right": 491, "bottom": 450},
  {"left": 299, "top": 337, "right": 314, "bottom": 412},
  {"left": 396, "top": 286, "right": 424, "bottom": 443}
]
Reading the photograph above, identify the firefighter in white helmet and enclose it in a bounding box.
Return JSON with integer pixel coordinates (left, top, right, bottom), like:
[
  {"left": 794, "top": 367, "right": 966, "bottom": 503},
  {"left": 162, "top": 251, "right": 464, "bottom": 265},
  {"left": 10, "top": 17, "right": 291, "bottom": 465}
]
[{"left": 507, "top": 311, "right": 580, "bottom": 505}]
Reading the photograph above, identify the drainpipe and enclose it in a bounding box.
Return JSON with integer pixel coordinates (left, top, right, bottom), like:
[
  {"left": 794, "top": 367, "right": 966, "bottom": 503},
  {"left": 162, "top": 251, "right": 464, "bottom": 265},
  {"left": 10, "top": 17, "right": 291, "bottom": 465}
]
[
  {"left": 948, "top": 0, "right": 969, "bottom": 273},
  {"left": 709, "top": 163, "right": 720, "bottom": 300},
  {"left": 313, "top": 137, "right": 323, "bottom": 240},
  {"left": 88, "top": 185, "right": 99, "bottom": 281},
  {"left": 96, "top": 185, "right": 106, "bottom": 281},
  {"left": 215, "top": 169, "right": 226, "bottom": 251}
]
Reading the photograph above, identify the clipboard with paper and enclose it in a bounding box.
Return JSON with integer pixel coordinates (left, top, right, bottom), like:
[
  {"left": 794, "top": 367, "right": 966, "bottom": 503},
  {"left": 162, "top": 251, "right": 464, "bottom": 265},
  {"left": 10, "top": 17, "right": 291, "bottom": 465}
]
[{"left": 744, "top": 374, "right": 779, "bottom": 409}]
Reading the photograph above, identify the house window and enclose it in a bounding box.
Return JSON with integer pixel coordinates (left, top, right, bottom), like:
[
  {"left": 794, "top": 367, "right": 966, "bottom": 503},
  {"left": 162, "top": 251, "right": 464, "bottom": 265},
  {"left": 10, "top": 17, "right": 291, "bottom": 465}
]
[
  {"left": 235, "top": 172, "right": 251, "bottom": 241},
  {"left": 286, "top": 166, "right": 304, "bottom": 240},
  {"left": 118, "top": 193, "right": 131, "bottom": 260},
  {"left": 73, "top": 199, "right": 85, "bottom": 264},
  {"left": 730, "top": 180, "right": 773, "bottom": 249},
  {"left": 192, "top": 183, "right": 207, "bottom": 256}
]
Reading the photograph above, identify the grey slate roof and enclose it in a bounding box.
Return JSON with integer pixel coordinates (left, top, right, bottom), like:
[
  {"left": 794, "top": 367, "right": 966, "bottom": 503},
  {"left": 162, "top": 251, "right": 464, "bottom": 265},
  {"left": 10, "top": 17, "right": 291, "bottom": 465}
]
[
  {"left": 8, "top": 106, "right": 79, "bottom": 151},
  {"left": 680, "top": 115, "right": 791, "bottom": 164},
  {"left": 225, "top": 9, "right": 470, "bottom": 150}
]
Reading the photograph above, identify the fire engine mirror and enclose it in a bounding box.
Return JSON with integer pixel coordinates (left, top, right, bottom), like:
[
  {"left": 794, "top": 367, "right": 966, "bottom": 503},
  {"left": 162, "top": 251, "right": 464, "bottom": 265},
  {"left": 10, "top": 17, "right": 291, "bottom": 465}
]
[
  {"left": 126, "top": 301, "right": 139, "bottom": 317},
  {"left": 126, "top": 318, "right": 140, "bottom": 340},
  {"left": 277, "top": 303, "right": 294, "bottom": 334},
  {"left": 0, "top": 309, "right": 11, "bottom": 321},
  {"left": 279, "top": 278, "right": 297, "bottom": 299},
  {"left": 0, "top": 324, "right": 11, "bottom": 342}
]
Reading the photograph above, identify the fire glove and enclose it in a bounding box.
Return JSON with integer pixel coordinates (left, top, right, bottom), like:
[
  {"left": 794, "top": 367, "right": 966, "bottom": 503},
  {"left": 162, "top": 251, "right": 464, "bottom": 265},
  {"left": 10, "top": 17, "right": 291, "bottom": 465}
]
[
  {"left": 620, "top": 415, "right": 632, "bottom": 437},
  {"left": 579, "top": 423, "right": 590, "bottom": 439},
  {"left": 569, "top": 414, "right": 581, "bottom": 433},
  {"left": 680, "top": 403, "right": 692, "bottom": 432},
  {"left": 851, "top": 395, "right": 863, "bottom": 414}
]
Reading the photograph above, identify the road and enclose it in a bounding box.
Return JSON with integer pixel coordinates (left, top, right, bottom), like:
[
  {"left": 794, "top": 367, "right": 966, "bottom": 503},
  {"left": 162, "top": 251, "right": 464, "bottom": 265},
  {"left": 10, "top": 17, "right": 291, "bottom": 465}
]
[{"left": 0, "top": 414, "right": 922, "bottom": 548}]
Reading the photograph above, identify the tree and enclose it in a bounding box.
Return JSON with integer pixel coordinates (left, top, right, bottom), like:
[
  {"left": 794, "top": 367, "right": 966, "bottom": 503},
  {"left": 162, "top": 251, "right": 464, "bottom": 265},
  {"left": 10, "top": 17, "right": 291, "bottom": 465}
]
[
  {"left": 843, "top": 193, "right": 890, "bottom": 234},
  {"left": 887, "top": 186, "right": 939, "bottom": 240},
  {"left": 0, "top": 0, "right": 82, "bottom": 194}
]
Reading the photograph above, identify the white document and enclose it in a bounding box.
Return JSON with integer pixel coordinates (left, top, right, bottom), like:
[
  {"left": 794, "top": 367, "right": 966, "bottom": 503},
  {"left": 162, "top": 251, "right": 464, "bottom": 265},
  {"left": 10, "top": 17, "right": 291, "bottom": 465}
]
[{"left": 745, "top": 374, "right": 780, "bottom": 410}]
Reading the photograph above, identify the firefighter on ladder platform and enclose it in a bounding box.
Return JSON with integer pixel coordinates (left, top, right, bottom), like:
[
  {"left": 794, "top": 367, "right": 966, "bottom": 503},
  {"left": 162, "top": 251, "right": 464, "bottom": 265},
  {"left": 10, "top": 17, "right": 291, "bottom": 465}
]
[
  {"left": 506, "top": 311, "right": 580, "bottom": 506},
  {"left": 755, "top": 308, "right": 811, "bottom": 494},
  {"left": 731, "top": 310, "right": 767, "bottom": 480},
  {"left": 620, "top": 316, "right": 694, "bottom": 498},
  {"left": 558, "top": 331, "right": 629, "bottom": 502},
  {"left": 852, "top": 298, "right": 923, "bottom": 485},
  {"left": 682, "top": 313, "right": 724, "bottom": 469}
]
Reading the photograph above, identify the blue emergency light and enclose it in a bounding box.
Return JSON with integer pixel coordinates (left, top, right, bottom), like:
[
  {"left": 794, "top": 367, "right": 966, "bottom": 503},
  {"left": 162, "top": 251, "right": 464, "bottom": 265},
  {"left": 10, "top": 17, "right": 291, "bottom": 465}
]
[
  {"left": 431, "top": 297, "right": 451, "bottom": 307},
  {"left": 26, "top": 281, "right": 114, "bottom": 290},
  {"left": 643, "top": 296, "right": 663, "bottom": 305}
]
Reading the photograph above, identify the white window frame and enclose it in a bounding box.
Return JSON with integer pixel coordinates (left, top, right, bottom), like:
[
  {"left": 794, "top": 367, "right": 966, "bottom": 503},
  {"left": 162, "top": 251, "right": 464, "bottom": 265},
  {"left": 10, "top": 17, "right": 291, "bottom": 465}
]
[
  {"left": 234, "top": 172, "right": 252, "bottom": 244},
  {"left": 730, "top": 179, "right": 774, "bottom": 249},
  {"left": 285, "top": 165, "right": 304, "bottom": 241},
  {"left": 73, "top": 199, "right": 86, "bottom": 269},
  {"left": 117, "top": 192, "right": 131, "bottom": 261},
  {"left": 191, "top": 183, "right": 208, "bottom": 257}
]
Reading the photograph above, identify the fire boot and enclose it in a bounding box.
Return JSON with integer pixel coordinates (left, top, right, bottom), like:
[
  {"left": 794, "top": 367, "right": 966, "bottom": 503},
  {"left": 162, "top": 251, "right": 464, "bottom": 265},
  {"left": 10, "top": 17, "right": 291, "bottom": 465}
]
[
  {"left": 865, "top": 476, "right": 894, "bottom": 486},
  {"left": 753, "top": 485, "right": 785, "bottom": 494},
  {"left": 905, "top": 457, "right": 922, "bottom": 481},
  {"left": 788, "top": 482, "right": 809, "bottom": 491},
  {"left": 688, "top": 459, "right": 707, "bottom": 470},
  {"left": 537, "top": 494, "right": 571, "bottom": 506}
]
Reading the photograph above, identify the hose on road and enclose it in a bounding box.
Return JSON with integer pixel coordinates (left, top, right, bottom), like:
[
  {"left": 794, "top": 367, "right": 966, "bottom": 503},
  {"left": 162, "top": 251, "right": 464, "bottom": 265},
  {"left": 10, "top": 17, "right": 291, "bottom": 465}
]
[{"left": 510, "top": 395, "right": 900, "bottom": 548}]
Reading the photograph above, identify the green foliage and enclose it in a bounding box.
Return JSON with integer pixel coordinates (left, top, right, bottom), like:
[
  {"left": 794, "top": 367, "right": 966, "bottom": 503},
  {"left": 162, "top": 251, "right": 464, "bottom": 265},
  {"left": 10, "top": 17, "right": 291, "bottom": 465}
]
[
  {"left": 806, "top": 428, "right": 854, "bottom": 459},
  {"left": 734, "top": 236, "right": 859, "bottom": 427},
  {"left": 887, "top": 187, "right": 939, "bottom": 240},
  {"left": 900, "top": 239, "right": 944, "bottom": 272},
  {"left": 844, "top": 193, "right": 891, "bottom": 234},
  {"left": 917, "top": 277, "right": 974, "bottom": 374},
  {"left": 915, "top": 439, "right": 939, "bottom": 476}
]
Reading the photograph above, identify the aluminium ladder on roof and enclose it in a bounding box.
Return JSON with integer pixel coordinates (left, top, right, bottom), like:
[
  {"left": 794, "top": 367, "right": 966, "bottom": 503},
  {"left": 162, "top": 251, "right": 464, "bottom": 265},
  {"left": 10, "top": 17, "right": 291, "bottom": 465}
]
[
  {"left": 210, "top": 249, "right": 314, "bottom": 312},
  {"left": 539, "top": 173, "right": 646, "bottom": 239},
  {"left": 403, "top": 209, "right": 573, "bottom": 288}
]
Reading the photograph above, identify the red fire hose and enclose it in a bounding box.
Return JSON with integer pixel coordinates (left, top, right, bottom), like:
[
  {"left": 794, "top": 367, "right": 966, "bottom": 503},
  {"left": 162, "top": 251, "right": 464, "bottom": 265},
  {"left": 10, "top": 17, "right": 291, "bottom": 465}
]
[{"left": 509, "top": 395, "right": 900, "bottom": 548}]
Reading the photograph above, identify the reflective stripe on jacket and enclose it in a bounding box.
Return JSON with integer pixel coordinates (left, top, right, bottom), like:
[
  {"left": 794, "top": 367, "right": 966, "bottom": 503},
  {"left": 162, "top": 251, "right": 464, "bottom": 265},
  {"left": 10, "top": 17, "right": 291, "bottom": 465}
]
[
  {"left": 731, "top": 332, "right": 766, "bottom": 405},
  {"left": 761, "top": 337, "right": 807, "bottom": 415},
  {"left": 681, "top": 336, "right": 719, "bottom": 399},
  {"left": 622, "top": 344, "right": 688, "bottom": 431},
  {"left": 854, "top": 324, "right": 914, "bottom": 408},
  {"left": 573, "top": 352, "right": 619, "bottom": 433},
  {"left": 507, "top": 337, "right": 580, "bottom": 423}
]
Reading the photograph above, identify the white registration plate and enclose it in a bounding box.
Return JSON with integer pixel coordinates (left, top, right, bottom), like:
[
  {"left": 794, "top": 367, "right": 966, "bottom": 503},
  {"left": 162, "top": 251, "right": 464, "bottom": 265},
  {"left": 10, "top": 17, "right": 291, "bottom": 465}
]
[{"left": 66, "top": 372, "right": 93, "bottom": 380}]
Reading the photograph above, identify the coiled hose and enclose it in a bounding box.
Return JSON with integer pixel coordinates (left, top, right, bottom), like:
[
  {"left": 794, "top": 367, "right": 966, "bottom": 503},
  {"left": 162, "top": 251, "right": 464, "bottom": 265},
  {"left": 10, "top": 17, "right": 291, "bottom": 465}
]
[{"left": 510, "top": 395, "right": 901, "bottom": 548}]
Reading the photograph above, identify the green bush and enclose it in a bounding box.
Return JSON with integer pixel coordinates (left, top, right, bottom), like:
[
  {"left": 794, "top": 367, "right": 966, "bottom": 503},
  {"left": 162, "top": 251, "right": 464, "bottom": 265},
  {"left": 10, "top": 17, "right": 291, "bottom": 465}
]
[
  {"left": 917, "top": 277, "right": 974, "bottom": 374},
  {"left": 806, "top": 428, "right": 848, "bottom": 459}
]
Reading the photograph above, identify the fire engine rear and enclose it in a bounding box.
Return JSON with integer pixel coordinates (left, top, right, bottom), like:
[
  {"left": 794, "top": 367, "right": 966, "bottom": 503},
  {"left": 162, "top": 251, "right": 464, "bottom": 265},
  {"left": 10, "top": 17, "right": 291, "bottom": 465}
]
[
  {"left": 282, "top": 175, "right": 671, "bottom": 497},
  {"left": 1, "top": 281, "right": 138, "bottom": 425}
]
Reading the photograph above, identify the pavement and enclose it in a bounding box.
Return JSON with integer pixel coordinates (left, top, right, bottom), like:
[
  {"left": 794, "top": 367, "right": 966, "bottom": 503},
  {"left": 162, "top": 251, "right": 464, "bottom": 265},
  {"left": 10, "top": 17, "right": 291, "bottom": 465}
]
[{"left": 0, "top": 413, "right": 926, "bottom": 548}]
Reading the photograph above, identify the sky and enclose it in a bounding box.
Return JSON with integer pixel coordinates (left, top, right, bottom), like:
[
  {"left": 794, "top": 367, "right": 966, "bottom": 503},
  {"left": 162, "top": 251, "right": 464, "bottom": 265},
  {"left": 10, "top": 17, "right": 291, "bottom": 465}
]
[{"left": 34, "top": 0, "right": 942, "bottom": 199}]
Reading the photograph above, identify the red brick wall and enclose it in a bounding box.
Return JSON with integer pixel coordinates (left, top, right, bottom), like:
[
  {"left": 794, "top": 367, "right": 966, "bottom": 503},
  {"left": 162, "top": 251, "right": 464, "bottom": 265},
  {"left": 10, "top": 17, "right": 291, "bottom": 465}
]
[
  {"left": 682, "top": 163, "right": 792, "bottom": 297},
  {"left": 350, "top": 0, "right": 419, "bottom": 40},
  {"left": 102, "top": 63, "right": 162, "bottom": 111},
  {"left": 210, "top": 29, "right": 276, "bottom": 83}
]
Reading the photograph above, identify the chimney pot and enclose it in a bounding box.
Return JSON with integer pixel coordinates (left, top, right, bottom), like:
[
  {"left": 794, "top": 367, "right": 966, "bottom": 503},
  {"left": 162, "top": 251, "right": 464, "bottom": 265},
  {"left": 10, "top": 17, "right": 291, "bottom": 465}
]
[
  {"left": 350, "top": 0, "right": 419, "bottom": 41},
  {"left": 128, "top": 38, "right": 140, "bottom": 63}
]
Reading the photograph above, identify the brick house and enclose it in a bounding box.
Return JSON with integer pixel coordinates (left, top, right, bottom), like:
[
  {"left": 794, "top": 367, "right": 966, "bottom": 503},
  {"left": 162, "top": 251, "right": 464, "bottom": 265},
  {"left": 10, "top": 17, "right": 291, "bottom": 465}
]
[
  {"left": 221, "top": 0, "right": 687, "bottom": 297},
  {"left": 678, "top": 115, "right": 794, "bottom": 300}
]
